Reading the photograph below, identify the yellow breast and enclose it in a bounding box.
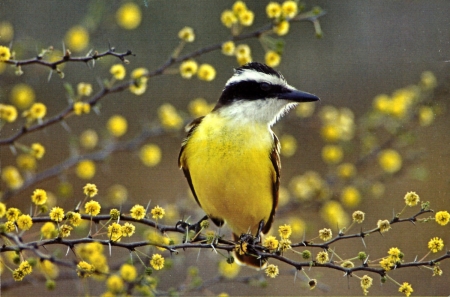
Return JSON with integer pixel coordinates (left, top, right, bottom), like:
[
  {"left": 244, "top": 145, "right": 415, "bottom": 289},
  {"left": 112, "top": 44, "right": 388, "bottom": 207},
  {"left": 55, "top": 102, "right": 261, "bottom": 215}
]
[{"left": 181, "top": 113, "right": 276, "bottom": 236}]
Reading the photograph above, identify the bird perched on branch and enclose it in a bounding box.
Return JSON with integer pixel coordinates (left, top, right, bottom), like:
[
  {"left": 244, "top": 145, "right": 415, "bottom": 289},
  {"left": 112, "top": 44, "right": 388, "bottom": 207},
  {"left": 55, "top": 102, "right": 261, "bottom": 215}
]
[{"left": 179, "top": 62, "right": 319, "bottom": 267}]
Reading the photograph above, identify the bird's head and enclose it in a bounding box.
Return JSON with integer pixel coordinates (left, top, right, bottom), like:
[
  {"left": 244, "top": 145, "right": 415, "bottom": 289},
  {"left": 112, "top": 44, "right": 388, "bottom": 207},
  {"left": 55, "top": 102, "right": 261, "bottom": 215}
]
[{"left": 214, "top": 62, "right": 319, "bottom": 126}]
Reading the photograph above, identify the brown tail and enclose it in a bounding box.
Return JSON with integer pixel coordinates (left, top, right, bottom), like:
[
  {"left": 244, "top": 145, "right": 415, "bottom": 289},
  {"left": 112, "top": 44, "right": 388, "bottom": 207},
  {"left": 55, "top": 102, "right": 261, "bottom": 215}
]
[{"left": 232, "top": 233, "right": 267, "bottom": 269}]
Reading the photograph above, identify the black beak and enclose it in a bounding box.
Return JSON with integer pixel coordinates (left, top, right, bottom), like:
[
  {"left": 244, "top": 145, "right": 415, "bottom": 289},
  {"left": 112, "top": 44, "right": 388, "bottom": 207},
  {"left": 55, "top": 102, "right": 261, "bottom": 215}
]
[{"left": 279, "top": 89, "right": 320, "bottom": 102}]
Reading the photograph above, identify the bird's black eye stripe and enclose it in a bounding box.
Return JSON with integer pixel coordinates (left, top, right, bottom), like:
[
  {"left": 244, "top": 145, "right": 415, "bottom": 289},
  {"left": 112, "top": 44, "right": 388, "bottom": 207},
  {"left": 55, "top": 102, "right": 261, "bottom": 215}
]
[{"left": 260, "top": 82, "right": 271, "bottom": 92}]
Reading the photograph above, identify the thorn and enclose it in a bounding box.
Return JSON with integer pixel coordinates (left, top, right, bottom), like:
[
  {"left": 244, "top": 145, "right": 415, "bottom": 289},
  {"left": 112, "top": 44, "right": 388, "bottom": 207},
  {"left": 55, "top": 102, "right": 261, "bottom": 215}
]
[
  {"left": 145, "top": 200, "right": 152, "bottom": 213},
  {"left": 66, "top": 246, "right": 70, "bottom": 256},
  {"left": 48, "top": 70, "right": 53, "bottom": 82},
  {"left": 361, "top": 237, "right": 367, "bottom": 249},
  {"left": 414, "top": 255, "right": 418, "bottom": 262},
  {"left": 364, "top": 255, "right": 369, "bottom": 265},
  {"left": 75, "top": 201, "right": 82, "bottom": 212},
  {"left": 9, "top": 144, "right": 17, "bottom": 155},
  {"left": 86, "top": 49, "right": 93, "bottom": 57},
  {"left": 211, "top": 244, "right": 218, "bottom": 254},
  {"left": 60, "top": 120, "right": 71, "bottom": 133},
  {"left": 196, "top": 247, "right": 201, "bottom": 262},
  {"left": 294, "top": 269, "right": 297, "bottom": 283},
  {"left": 409, "top": 219, "right": 416, "bottom": 226},
  {"left": 109, "top": 242, "right": 112, "bottom": 256},
  {"left": 62, "top": 41, "right": 66, "bottom": 53}
]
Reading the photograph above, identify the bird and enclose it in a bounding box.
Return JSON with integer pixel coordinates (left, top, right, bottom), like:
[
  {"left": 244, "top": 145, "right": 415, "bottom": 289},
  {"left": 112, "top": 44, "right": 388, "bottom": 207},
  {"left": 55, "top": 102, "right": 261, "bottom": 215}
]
[{"left": 179, "top": 62, "right": 319, "bottom": 267}]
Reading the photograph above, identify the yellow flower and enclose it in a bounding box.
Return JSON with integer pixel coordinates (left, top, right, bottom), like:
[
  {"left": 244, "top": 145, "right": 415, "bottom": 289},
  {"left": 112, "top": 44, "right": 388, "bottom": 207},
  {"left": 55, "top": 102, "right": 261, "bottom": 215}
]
[
  {"left": 340, "top": 186, "right": 361, "bottom": 208},
  {"left": 19, "top": 260, "right": 32, "bottom": 275},
  {"left": 6, "top": 207, "right": 21, "bottom": 222},
  {"left": 337, "top": 163, "right": 356, "bottom": 179},
  {"left": 131, "top": 67, "right": 149, "bottom": 80},
  {"left": 77, "top": 261, "right": 95, "bottom": 278},
  {"left": 398, "top": 282, "right": 413, "bottom": 297},
  {"left": 221, "top": 10, "right": 238, "bottom": 28},
  {"left": 17, "top": 214, "right": 33, "bottom": 231},
  {"left": 83, "top": 183, "right": 98, "bottom": 198},
  {"left": 67, "top": 211, "right": 82, "bottom": 226},
  {"left": 418, "top": 106, "right": 434, "bottom": 126},
  {"left": 179, "top": 60, "right": 198, "bottom": 79},
  {"left": 85, "top": 200, "right": 101, "bottom": 216},
  {"left": 4, "top": 221, "right": 16, "bottom": 232},
  {"left": 360, "top": 275, "right": 373, "bottom": 293},
  {"left": 296, "top": 102, "right": 316, "bottom": 118},
  {"left": 265, "top": 264, "right": 279, "bottom": 278},
  {"left": 80, "top": 129, "right": 98, "bottom": 149},
  {"left": 107, "top": 184, "right": 128, "bottom": 205},
  {"left": 150, "top": 254, "right": 165, "bottom": 270},
  {"left": 279, "top": 238, "right": 291, "bottom": 251},
  {"left": 0, "top": 45, "right": 11, "bottom": 61},
  {"left": 188, "top": 98, "right": 213, "bottom": 117},
  {"left": 428, "top": 237, "right": 444, "bottom": 253},
  {"left": 378, "top": 149, "right": 402, "bottom": 173},
  {"left": 236, "top": 54, "right": 252, "bottom": 66},
  {"left": 110, "top": 64, "right": 126, "bottom": 80},
  {"left": 10, "top": 83, "right": 35, "bottom": 110},
  {"left": 0, "top": 104, "right": 18, "bottom": 122},
  {"left": 107, "top": 115, "right": 128, "bottom": 137},
  {"left": 158, "top": 103, "right": 183, "bottom": 130},
  {"left": 318, "top": 228, "right": 332, "bottom": 241},
  {"left": 31, "top": 189, "right": 47, "bottom": 205},
  {"left": 151, "top": 205, "right": 165, "bottom": 220},
  {"left": 31, "top": 143, "right": 45, "bottom": 159},
  {"left": 130, "top": 204, "right": 146, "bottom": 220},
  {"left": 218, "top": 259, "right": 240, "bottom": 279},
  {"left": 373, "top": 94, "right": 391, "bottom": 113},
  {"left": 420, "top": 71, "right": 437, "bottom": 90},
  {"left": 178, "top": 26, "right": 195, "bottom": 42},
  {"left": 266, "top": 2, "right": 282, "bottom": 18},
  {"left": 0, "top": 202, "right": 6, "bottom": 218},
  {"left": 59, "top": 224, "right": 73, "bottom": 237},
  {"left": 2, "top": 166, "right": 24, "bottom": 190},
  {"left": 263, "top": 235, "right": 279, "bottom": 250},
  {"left": 232, "top": 1, "right": 247, "bottom": 15},
  {"left": 265, "top": 51, "right": 281, "bottom": 68},
  {"left": 435, "top": 210, "right": 450, "bottom": 226},
  {"left": 388, "top": 247, "right": 402, "bottom": 261},
  {"left": 39, "top": 260, "right": 59, "bottom": 279},
  {"left": 120, "top": 263, "right": 137, "bottom": 282},
  {"left": 404, "top": 191, "right": 420, "bottom": 207},
  {"left": 110, "top": 209, "right": 120, "bottom": 220},
  {"left": 121, "top": 222, "right": 135, "bottom": 237},
  {"left": 107, "top": 274, "right": 124, "bottom": 293},
  {"left": 221, "top": 41, "right": 235, "bottom": 56},
  {"left": 282, "top": 0, "right": 298, "bottom": 18},
  {"left": 41, "top": 222, "right": 56, "bottom": 239},
  {"left": 130, "top": 71, "right": 148, "bottom": 95},
  {"left": 76, "top": 160, "right": 96, "bottom": 179},
  {"left": 16, "top": 154, "right": 36, "bottom": 171},
  {"left": 321, "top": 201, "right": 349, "bottom": 227},
  {"left": 377, "top": 219, "right": 391, "bottom": 233},
  {"left": 278, "top": 224, "right": 292, "bottom": 239},
  {"left": 316, "top": 251, "right": 329, "bottom": 264},
  {"left": 432, "top": 266, "right": 443, "bottom": 276},
  {"left": 108, "top": 222, "right": 123, "bottom": 242},
  {"left": 235, "top": 44, "right": 251, "bottom": 58},
  {"left": 49, "top": 207, "right": 65, "bottom": 222},
  {"left": 0, "top": 22, "right": 14, "bottom": 42},
  {"left": 65, "top": 26, "right": 89, "bottom": 52},
  {"left": 274, "top": 21, "right": 289, "bottom": 36},
  {"left": 352, "top": 210, "right": 365, "bottom": 223},
  {"left": 321, "top": 144, "right": 343, "bottom": 164},
  {"left": 197, "top": 64, "right": 216, "bottom": 81},
  {"left": 116, "top": 2, "right": 142, "bottom": 30},
  {"left": 73, "top": 102, "right": 90, "bottom": 115},
  {"left": 239, "top": 10, "right": 254, "bottom": 26},
  {"left": 23, "top": 102, "right": 47, "bottom": 121},
  {"left": 140, "top": 144, "right": 162, "bottom": 167},
  {"left": 77, "top": 83, "right": 92, "bottom": 97}
]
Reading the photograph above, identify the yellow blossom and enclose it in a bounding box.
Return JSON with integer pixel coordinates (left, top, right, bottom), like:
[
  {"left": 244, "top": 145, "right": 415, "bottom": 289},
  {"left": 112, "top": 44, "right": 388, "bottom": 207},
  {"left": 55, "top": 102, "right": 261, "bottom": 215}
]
[
  {"left": 435, "top": 210, "right": 450, "bottom": 226},
  {"left": 265, "top": 50, "right": 281, "bottom": 68},
  {"left": 67, "top": 211, "right": 82, "bottom": 227},
  {"left": 282, "top": 1, "right": 298, "bottom": 18},
  {"left": 420, "top": 71, "right": 437, "bottom": 90},
  {"left": 218, "top": 259, "right": 240, "bottom": 279},
  {"left": 158, "top": 103, "right": 183, "bottom": 129},
  {"left": 221, "top": 41, "right": 235, "bottom": 56},
  {"left": 340, "top": 186, "right": 361, "bottom": 208},
  {"left": 151, "top": 205, "right": 165, "bottom": 220},
  {"left": 59, "top": 224, "right": 73, "bottom": 237},
  {"left": 49, "top": 207, "right": 65, "bottom": 222},
  {"left": 239, "top": 10, "right": 254, "bottom": 26},
  {"left": 337, "top": 163, "right": 356, "bottom": 179},
  {"left": 378, "top": 149, "right": 402, "bottom": 173},
  {"left": 388, "top": 247, "right": 402, "bottom": 261},
  {"left": 274, "top": 21, "right": 289, "bottom": 36},
  {"left": 265, "top": 264, "right": 279, "bottom": 278},
  {"left": 41, "top": 222, "right": 57, "bottom": 239},
  {"left": 377, "top": 219, "right": 391, "bottom": 233},
  {"left": 398, "top": 282, "right": 413, "bottom": 297},
  {"left": 197, "top": 64, "right": 216, "bottom": 81},
  {"left": 0, "top": 104, "right": 18, "bottom": 122},
  {"left": 77, "top": 261, "right": 95, "bottom": 278},
  {"left": 179, "top": 60, "right": 198, "bottom": 79},
  {"left": 107, "top": 184, "right": 128, "bottom": 205},
  {"left": 110, "top": 64, "right": 126, "bottom": 80},
  {"left": 121, "top": 222, "right": 135, "bottom": 237},
  {"left": 352, "top": 210, "right": 365, "bottom": 223},
  {"left": 0, "top": 45, "right": 11, "bottom": 61},
  {"left": 278, "top": 224, "right": 292, "bottom": 239},
  {"left": 316, "top": 251, "right": 329, "bottom": 264},
  {"left": 65, "top": 26, "right": 89, "bottom": 52},
  {"left": 120, "top": 263, "right": 137, "bottom": 282},
  {"left": 232, "top": 1, "right": 247, "bottom": 15},
  {"left": 432, "top": 266, "right": 443, "bottom": 276},
  {"left": 17, "top": 214, "right": 33, "bottom": 231},
  {"left": 10, "top": 83, "right": 35, "bottom": 110},
  {"left": 235, "top": 44, "right": 251, "bottom": 58},
  {"left": 80, "top": 129, "right": 98, "bottom": 149},
  {"left": 221, "top": 10, "right": 238, "bottom": 28},
  {"left": 319, "top": 228, "right": 332, "bottom": 241},
  {"left": 150, "top": 254, "right": 165, "bottom": 270},
  {"left": 0, "top": 202, "right": 6, "bottom": 218},
  {"left": 296, "top": 102, "right": 316, "bottom": 118},
  {"left": 85, "top": 200, "right": 101, "bottom": 216},
  {"left": 31, "top": 143, "right": 45, "bottom": 159},
  {"left": 0, "top": 21, "right": 14, "bottom": 42},
  {"left": 130, "top": 204, "right": 146, "bottom": 220},
  {"left": 116, "top": 2, "right": 142, "bottom": 30},
  {"left": 321, "top": 201, "right": 349, "bottom": 227},
  {"left": 76, "top": 160, "right": 96, "bottom": 179},
  {"left": 418, "top": 106, "right": 434, "bottom": 126},
  {"left": 360, "top": 274, "right": 373, "bottom": 295},
  {"left": 2, "top": 166, "right": 24, "bottom": 190},
  {"left": 23, "top": 102, "right": 47, "bottom": 120},
  {"left": 107, "top": 115, "right": 128, "bottom": 137},
  {"left": 73, "top": 102, "right": 90, "bottom": 115},
  {"left": 6, "top": 207, "right": 21, "bottom": 222},
  {"left": 279, "top": 238, "right": 291, "bottom": 251},
  {"left": 16, "top": 154, "right": 36, "bottom": 171},
  {"left": 263, "top": 235, "right": 279, "bottom": 250},
  {"left": 12, "top": 268, "right": 26, "bottom": 281},
  {"left": 236, "top": 54, "right": 252, "bottom": 66},
  {"left": 404, "top": 191, "right": 420, "bottom": 207},
  {"left": 83, "top": 183, "right": 98, "bottom": 198},
  {"left": 321, "top": 144, "right": 343, "bottom": 164},
  {"left": 178, "top": 26, "right": 195, "bottom": 42},
  {"left": 39, "top": 260, "right": 59, "bottom": 279},
  {"left": 428, "top": 237, "right": 444, "bottom": 253},
  {"left": 19, "top": 260, "right": 32, "bottom": 275},
  {"left": 77, "top": 83, "right": 92, "bottom": 97},
  {"left": 266, "top": 2, "right": 282, "bottom": 18},
  {"left": 5, "top": 221, "right": 16, "bottom": 232},
  {"left": 108, "top": 222, "right": 123, "bottom": 242},
  {"left": 188, "top": 98, "right": 213, "bottom": 117},
  {"left": 140, "top": 144, "right": 162, "bottom": 167}
]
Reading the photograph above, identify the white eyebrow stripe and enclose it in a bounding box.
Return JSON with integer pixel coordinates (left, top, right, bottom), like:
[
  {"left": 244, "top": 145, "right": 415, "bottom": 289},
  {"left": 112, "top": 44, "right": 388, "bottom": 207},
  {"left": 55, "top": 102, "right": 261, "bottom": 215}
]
[{"left": 225, "top": 69, "right": 286, "bottom": 87}]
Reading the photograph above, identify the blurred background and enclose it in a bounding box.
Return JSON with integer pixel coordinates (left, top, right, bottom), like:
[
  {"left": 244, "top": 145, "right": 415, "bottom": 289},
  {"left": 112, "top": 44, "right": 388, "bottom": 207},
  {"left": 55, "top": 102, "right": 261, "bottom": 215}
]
[{"left": 0, "top": 0, "right": 450, "bottom": 296}]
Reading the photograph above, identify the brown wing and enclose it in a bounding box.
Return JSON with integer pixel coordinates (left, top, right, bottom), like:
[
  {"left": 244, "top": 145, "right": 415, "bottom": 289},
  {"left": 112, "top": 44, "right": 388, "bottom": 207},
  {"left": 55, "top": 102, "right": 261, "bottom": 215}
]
[
  {"left": 262, "top": 132, "right": 281, "bottom": 234},
  {"left": 178, "top": 116, "right": 205, "bottom": 208}
]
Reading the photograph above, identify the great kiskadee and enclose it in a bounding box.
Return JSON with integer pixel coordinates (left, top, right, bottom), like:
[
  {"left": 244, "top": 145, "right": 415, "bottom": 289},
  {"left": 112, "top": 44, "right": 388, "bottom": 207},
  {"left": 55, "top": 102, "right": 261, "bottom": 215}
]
[{"left": 179, "top": 62, "right": 319, "bottom": 266}]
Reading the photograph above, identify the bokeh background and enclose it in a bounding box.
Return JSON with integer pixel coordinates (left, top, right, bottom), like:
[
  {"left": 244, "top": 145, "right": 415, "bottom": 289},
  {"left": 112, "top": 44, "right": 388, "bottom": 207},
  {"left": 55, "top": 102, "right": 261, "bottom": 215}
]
[{"left": 1, "top": 0, "right": 450, "bottom": 296}]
